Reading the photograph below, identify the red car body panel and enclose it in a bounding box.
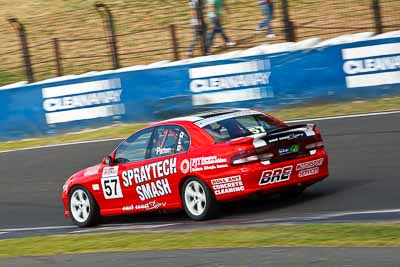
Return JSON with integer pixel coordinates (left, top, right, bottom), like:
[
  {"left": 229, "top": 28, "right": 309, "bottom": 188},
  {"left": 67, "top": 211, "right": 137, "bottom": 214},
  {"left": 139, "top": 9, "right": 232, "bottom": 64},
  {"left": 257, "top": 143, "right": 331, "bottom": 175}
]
[{"left": 62, "top": 110, "right": 329, "bottom": 218}]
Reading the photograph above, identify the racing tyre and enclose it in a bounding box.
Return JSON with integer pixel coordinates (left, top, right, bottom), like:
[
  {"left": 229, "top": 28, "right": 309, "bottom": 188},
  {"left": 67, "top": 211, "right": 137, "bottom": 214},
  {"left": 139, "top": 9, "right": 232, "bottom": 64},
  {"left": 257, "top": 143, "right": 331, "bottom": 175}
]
[
  {"left": 182, "top": 177, "right": 218, "bottom": 220},
  {"left": 69, "top": 186, "right": 100, "bottom": 227},
  {"left": 280, "top": 187, "right": 306, "bottom": 200}
]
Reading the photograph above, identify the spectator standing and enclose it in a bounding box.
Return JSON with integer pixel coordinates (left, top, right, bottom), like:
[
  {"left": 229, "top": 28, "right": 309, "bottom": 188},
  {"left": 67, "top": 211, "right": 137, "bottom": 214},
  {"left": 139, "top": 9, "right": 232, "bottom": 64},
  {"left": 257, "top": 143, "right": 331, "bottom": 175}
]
[
  {"left": 257, "top": 0, "right": 276, "bottom": 38},
  {"left": 188, "top": 0, "right": 208, "bottom": 57},
  {"left": 206, "top": 0, "right": 236, "bottom": 53}
]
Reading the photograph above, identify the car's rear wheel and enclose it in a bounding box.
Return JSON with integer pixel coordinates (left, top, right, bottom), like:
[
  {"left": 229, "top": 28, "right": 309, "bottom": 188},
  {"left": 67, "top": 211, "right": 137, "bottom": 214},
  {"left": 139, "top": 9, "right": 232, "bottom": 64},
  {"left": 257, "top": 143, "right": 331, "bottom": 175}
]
[
  {"left": 182, "top": 177, "right": 218, "bottom": 220},
  {"left": 69, "top": 186, "right": 100, "bottom": 227}
]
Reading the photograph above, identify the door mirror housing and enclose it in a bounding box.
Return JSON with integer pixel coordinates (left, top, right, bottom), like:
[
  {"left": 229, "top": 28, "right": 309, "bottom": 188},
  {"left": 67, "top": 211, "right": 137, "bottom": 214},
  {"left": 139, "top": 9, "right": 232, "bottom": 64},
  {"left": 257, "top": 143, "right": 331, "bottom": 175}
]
[{"left": 102, "top": 156, "right": 113, "bottom": 165}]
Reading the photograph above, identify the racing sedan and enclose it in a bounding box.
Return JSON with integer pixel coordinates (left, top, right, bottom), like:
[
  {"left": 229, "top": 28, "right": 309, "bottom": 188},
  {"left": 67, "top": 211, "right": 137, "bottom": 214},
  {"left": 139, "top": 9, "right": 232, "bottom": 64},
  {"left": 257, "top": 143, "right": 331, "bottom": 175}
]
[{"left": 62, "top": 109, "right": 329, "bottom": 227}]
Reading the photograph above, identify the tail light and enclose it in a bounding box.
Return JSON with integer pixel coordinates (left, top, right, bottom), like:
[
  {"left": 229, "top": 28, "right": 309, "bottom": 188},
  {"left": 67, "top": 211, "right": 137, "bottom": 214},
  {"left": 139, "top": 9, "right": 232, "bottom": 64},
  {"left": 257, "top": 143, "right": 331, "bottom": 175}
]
[
  {"left": 305, "top": 125, "right": 324, "bottom": 152},
  {"left": 305, "top": 141, "right": 324, "bottom": 150},
  {"left": 230, "top": 149, "right": 274, "bottom": 165},
  {"left": 231, "top": 149, "right": 259, "bottom": 165}
]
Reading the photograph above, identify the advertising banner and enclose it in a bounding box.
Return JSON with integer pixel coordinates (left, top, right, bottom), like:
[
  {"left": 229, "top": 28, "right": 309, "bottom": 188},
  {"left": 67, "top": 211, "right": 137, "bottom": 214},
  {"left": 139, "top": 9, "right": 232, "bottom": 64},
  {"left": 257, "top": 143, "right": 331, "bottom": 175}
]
[{"left": 0, "top": 36, "right": 399, "bottom": 141}]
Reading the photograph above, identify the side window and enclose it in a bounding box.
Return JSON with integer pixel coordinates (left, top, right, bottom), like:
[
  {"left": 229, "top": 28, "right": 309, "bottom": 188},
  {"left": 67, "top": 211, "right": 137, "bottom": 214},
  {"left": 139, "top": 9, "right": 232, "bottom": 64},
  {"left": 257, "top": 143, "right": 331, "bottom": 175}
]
[
  {"left": 114, "top": 128, "right": 153, "bottom": 164},
  {"left": 203, "top": 118, "right": 248, "bottom": 142},
  {"left": 203, "top": 122, "right": 230, "bottom": 142},
  {"left": 149, "top": 126, "right": 190, "bottom": 158}
]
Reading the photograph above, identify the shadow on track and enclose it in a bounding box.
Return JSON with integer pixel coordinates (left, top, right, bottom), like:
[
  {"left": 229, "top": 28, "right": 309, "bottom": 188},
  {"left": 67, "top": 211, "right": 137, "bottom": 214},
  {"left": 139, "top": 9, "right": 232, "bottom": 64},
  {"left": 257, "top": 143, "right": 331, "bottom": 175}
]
[{"left": 97, "top": 181, "right": 345, "bottom": 226}]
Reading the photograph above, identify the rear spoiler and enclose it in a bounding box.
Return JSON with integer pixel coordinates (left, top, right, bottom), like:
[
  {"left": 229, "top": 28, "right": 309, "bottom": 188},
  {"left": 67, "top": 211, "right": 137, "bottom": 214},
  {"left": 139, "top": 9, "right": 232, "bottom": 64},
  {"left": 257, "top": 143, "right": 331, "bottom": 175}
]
[
  {"left": 230, "top": 124, "right": 316, "bottom": 146},
  {"left": 266, "top": 124, "right": 307, "bottom": 135}
]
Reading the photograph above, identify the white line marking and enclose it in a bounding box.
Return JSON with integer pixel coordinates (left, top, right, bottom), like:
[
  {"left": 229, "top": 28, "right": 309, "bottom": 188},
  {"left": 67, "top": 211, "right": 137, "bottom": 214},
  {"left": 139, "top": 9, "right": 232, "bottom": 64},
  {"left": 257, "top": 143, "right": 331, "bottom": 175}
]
[
  {"left": 251, "top": 209, "right": 400, "bottom": 224},
  {"left": 0, "top": 223, "right": 178, "bottom": 234},
  {"left": 0, "top": 225, "right": 77, "bottom": 232},
  {"left": 0, "top": 209, "right": 398, "bottom": 235},
  {"left": 1, "top": 109, "right": 400, "bottom": 154},
  {"left": 285, "top": 110, "right": 400, "bottom": 123},
  {"left": 305, "top": 209, "right": 400, "bottom": 220},
  {"left": 71, "top": 223, "right": 179, "bottom": 234}
]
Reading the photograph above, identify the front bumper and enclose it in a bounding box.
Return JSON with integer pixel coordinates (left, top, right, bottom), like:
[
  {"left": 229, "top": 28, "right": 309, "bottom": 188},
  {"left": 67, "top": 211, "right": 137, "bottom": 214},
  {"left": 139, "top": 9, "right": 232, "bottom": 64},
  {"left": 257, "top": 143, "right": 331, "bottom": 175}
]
[{"left": 61, "top": 190, "right": 70, "bottom": 217}]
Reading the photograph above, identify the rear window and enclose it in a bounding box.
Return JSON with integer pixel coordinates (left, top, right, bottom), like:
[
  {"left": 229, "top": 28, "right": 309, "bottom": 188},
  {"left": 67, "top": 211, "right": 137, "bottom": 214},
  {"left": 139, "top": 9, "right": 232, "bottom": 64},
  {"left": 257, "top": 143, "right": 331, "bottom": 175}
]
[{"left": 203, "top": 114, "right": 284, "bottom": 143}]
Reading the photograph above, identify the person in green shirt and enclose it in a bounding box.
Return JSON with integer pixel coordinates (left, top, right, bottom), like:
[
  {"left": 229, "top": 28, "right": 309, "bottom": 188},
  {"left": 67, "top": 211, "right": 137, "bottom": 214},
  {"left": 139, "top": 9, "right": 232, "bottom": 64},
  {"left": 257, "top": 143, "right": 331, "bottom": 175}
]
[
  {"left": 206, "top": 0, "right": 236, "bottom": 53},
  {"left": 207, "top": 0, "right": 223, "bottom": 18}
]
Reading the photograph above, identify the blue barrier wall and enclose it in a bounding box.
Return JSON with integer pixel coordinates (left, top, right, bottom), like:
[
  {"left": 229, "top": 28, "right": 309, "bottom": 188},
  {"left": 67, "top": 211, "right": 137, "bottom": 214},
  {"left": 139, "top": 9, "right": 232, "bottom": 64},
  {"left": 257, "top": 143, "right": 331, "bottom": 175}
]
[{"left": 1, "top": 36, "right": 400, "bottom": 141}]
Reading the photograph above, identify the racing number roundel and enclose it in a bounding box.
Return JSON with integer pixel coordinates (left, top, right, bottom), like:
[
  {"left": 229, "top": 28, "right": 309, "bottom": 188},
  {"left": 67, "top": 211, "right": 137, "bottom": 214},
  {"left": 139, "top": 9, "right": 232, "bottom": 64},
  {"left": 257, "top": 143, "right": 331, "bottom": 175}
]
[{"left": 180, "top": 159, "right": 190, "bottom": 174}]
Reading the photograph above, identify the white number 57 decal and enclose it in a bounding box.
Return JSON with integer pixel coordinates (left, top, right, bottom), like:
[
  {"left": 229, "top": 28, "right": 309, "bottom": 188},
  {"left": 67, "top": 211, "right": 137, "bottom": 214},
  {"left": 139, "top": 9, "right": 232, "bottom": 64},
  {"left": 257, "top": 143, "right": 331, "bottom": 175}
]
[
  {"left": 101, "top": 176, "right": 123, "bottom": 199},
  {"left": 101, "top": 167, "right": 123, "bottom": 199}
]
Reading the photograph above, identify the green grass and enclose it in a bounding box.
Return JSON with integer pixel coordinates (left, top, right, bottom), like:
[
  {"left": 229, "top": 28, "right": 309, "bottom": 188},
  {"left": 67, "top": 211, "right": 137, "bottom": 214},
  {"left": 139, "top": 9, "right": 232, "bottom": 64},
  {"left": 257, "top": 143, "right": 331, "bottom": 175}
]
[
  {"left": 268, "top": 97, "right": 400, "bottom": 120},
  {"left": 0, "top": 124, "right": 147, "bottom": 151},
  {"left": 1, "top": 224, "right": 400, "bottom": 258},
  {"left": 0, "top": 96, "right": 399, "bottom": 152}
]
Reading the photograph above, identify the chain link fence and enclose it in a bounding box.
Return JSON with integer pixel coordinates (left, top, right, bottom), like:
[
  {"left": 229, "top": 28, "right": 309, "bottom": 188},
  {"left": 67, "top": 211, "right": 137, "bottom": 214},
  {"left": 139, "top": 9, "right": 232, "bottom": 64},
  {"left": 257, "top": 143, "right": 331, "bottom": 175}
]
[{"left": 0, "top": 0, "right": 398, "bottom": 86}]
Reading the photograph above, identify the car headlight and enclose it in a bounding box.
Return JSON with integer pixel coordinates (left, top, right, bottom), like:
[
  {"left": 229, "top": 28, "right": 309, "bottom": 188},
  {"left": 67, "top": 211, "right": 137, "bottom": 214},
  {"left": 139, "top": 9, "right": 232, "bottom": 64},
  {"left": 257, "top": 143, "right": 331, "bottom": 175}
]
[{"left": 62, "top": 183, "right": 68, "bottom": 192}]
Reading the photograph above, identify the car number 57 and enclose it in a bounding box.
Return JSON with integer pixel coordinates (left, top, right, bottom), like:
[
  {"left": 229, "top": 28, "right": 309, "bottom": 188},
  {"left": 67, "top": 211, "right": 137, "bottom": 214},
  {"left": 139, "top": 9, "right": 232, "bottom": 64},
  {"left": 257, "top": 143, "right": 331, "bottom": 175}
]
[{"left": 101, "top": 176, "right": 123, "bottom": 199}]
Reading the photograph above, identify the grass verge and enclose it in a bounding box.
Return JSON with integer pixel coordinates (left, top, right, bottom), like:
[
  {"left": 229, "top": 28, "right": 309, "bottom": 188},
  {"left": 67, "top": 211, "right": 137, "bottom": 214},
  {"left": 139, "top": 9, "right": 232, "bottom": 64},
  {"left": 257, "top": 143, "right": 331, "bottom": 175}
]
[
  {"left": 1, "top": 96, "right": 399, "bottom": 152},
  {"left": 1, "top": 224, "right": 400, "bottom": 258}
]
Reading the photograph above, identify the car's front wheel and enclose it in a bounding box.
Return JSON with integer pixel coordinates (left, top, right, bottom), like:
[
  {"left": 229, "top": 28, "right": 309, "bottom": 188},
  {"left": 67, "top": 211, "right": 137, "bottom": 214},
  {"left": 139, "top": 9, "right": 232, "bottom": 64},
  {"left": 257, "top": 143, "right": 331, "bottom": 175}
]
[
  {"left": 69, "top": 186, "right": 100, "bottom": 227},
  {"left": 182, "top": 177, "right": 218, "bottom": 220}
]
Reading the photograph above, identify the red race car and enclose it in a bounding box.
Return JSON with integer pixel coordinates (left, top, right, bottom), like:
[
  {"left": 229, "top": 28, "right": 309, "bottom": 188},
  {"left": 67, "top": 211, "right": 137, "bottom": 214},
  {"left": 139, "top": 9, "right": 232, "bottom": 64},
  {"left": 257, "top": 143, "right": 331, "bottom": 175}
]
[{"left": 62, "top": 109, "right": 329, "bottom": 227}]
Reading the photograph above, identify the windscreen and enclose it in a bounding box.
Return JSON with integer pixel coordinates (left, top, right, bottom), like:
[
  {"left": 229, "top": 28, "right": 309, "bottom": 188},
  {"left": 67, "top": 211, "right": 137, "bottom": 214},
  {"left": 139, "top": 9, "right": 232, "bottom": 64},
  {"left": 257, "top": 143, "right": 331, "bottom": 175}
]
[{"left": 203, "top": 114, "right": 285, "bottom": 143}]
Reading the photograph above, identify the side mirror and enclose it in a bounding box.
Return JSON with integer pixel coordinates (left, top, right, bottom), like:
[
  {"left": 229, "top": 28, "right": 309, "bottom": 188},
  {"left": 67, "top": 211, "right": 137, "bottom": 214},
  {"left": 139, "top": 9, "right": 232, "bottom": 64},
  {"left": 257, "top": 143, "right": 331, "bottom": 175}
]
[{"left": 102, "top": 156, "right": 113, "bottom": 165}]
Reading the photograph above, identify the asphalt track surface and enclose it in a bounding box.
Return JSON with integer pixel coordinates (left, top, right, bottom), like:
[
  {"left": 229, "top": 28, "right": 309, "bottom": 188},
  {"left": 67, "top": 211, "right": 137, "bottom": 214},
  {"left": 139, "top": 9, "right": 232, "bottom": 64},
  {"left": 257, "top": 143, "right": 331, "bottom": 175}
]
[
  {"left": 0, "top": 112, "right": 400, "bottom": 238},
  {"left": 2, "top": 248, "right": 400, "bottom": 267}
]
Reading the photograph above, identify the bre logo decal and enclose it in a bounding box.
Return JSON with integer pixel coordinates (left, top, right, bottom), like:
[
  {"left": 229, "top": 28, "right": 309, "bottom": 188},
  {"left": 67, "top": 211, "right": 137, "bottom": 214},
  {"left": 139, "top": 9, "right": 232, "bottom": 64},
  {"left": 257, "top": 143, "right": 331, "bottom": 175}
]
[{"left": 259, "top": 166, "right": 293, "bottom": 186}]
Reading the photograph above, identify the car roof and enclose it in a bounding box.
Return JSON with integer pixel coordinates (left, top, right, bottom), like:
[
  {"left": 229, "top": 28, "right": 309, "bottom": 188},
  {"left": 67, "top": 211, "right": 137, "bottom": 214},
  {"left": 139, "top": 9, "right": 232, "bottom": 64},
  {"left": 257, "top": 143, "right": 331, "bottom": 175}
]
[{"left": 160, "top": 108, "right": 264, "bottom": 128}]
